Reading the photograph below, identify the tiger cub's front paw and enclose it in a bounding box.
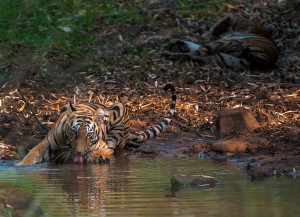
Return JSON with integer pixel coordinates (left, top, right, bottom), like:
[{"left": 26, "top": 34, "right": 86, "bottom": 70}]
[
  {"left": 15, "top": 158, "right": 36, "bottom": 166},
  {"left": 90, "top": 147, "right": 113, "bottom": 163},
  {"left": 15, "top": 149, "right": 45, "bottom": 166}
]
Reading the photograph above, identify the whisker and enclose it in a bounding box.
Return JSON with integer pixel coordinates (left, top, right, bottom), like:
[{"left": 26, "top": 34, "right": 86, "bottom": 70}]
[
  {"left": 64, "top": 151, "right": 73, "bottom": 164},
  {"left": 58, "top": 145, "right": 70, "bottom": 149},
  {"left": 55, "top": 150, "right": 68, "bottom": 162},
  {"left": 62, "top": 150, "right": 71, "bottom": 164},
  {"left": 55, "top": 149, "right": 72, "bottom": 164},
  {"left": 57, "top": 153, "right": 66, "bottom": 165},
  {"left": 55, "top": 150, "right": 66, "bottom": 160}
]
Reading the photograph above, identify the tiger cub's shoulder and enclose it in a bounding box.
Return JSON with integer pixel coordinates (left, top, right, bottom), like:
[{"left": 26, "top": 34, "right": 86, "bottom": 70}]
[{"left": 210, "top": 14, "right": 272, "bottom": 39}]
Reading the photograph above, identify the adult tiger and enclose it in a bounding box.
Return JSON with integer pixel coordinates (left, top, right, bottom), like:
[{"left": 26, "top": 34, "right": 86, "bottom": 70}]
[
  {"left": 163, "top": 14, "right": 279, "bottom": 70},
  {"left": 16, "top": 84, "right": 176, "bottom": 166}
]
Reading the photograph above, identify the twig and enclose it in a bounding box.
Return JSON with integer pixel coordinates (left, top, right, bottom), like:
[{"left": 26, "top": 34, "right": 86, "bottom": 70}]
[
  {"left": 12, "top": 69, "right": 49, "bottom": 133},
  {"left": 229, "top": 71, "right": 252, "bottom": 83}
]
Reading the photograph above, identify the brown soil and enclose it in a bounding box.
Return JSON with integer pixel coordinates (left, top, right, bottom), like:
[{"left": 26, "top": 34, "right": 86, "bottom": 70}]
[{"left": 0, "top": 1, "right": 299, "bottom": 179}]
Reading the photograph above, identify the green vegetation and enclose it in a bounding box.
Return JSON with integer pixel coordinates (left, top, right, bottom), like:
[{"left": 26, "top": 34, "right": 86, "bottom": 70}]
[
  {"left": 0, "top": 0, "right": 225, "bottom": 78},
  {"left": 1, "top": 0, "right": 101, "bottom": 61}
]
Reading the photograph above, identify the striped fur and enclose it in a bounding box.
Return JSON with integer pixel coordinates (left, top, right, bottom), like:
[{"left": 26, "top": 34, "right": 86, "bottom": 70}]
[
  {"left": 163, "top": 15, "right": 278, "bottom": 70},
  {"left": 16, "top": 84, "right": 176, "bottom": 166},
  {"left": 128, "top": 83, "right": 176, "bottom": 142}
]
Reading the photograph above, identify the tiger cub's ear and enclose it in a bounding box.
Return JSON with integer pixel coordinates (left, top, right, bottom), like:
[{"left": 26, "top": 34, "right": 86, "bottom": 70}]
[
  {"left": 60, "top": 101, "right": 77, "bottom": 114},
  {"left": 95, "top": 108, "right": 110, "bottom": 124}
]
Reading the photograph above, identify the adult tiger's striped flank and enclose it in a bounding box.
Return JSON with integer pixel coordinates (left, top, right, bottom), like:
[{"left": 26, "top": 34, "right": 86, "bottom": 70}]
[
  {"left": 16, "top": 84, "right": 176, "bottom": 166},
  {"left": 163, "top": 14, "right": 279, "bottom": 70}
]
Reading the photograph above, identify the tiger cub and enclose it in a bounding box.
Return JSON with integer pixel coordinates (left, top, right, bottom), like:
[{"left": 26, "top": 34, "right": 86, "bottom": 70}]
[
  {"left": 16, "top": 84, "right": 176, "bottom": 166},
  {"left": 163, "top": 14, "right": 278, "bottom": 70}
]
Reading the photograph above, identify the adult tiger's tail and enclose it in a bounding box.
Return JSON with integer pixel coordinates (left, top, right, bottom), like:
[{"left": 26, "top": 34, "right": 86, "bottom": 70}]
[{"left": 128, "top": 84, "right": 176, "bottom": 143}]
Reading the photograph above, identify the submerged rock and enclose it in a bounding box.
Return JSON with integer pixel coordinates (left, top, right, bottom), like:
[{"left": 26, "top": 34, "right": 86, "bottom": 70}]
[
  {"left": 170, "top": 174, "right": 217, "bottom": 189},
  {"left": 283, "top": 167, "right": 300, "bottom": 177},
  {"left": 247, "top": 166, "right": 277, "bottom": 179}
]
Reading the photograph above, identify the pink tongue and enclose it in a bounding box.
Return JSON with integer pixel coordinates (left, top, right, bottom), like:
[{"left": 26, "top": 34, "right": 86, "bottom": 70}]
[{"left": 73, "top": 155, "right": 84, "bottom": 164}]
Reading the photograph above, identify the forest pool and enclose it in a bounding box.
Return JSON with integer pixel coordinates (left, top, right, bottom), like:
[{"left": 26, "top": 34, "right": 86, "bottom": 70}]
[{"left": 1, "top": 155, "right": 300, "bottom": 217}]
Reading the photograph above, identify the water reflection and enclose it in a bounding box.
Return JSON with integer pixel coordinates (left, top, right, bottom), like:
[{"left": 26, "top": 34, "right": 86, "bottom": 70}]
[
  {"left": 1, "top": 156, "right": 300, "bottom": 217},
  {"left": 46, "top": 154, "right": 131, "bottom": 214}
]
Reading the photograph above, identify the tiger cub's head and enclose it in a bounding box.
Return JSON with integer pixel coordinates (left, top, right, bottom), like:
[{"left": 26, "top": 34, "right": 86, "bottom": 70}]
[{"left": 57, "top": 102, "right": 112, "bottom": 164}]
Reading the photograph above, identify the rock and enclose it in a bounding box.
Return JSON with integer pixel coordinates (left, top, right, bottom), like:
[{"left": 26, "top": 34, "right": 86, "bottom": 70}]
[
  {"left": 175, "top": 153, "right": 189, "bottom": 158},
  {"left": 211, "top": 137, "right": 269, "bottom": 153},
  {"left": 137, "top": 146, "right": 157, "bottom": 154},
  {"left": 170, "top": 174, "right": 217, "bottom": 189},
  {"left": 211, "top": 138, "right": 248, "bottom": 153},
  {"left": 215, "top": 107, "right": 260, "bottom": 137},
  {"left": 247, "top": 166, "right": 277, "bottom": 179},
  {"left": 192, "top": 141, "right": 210, "bottom": 153},
  {"left": 0, "top": 141, "right": 19, "bottom": 160},
  {"left": 256, "top": 111, "right": 278, "bottom": 126},
  {"left": 0, "top": 187, "right": 44, "bottom": 217},
  {"left": 284, "top": 167, "right": 300, "bottom": 177}
]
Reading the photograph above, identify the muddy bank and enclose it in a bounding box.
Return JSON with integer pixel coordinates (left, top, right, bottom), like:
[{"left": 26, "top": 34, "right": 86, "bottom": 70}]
[
  {"left": 2, "top": 110, "right": 298, "bottom": 179},
  {"left": 127, "top": 106, "right": 299, "bottom": 179},
  {"left": 126, "top": 129, "right": 300, "bottom": 179}
]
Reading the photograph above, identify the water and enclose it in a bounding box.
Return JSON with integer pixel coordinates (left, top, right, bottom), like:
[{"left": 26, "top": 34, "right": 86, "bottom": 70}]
[{"left": 1, "top": 156, "right": 300, "bottom": 217}]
